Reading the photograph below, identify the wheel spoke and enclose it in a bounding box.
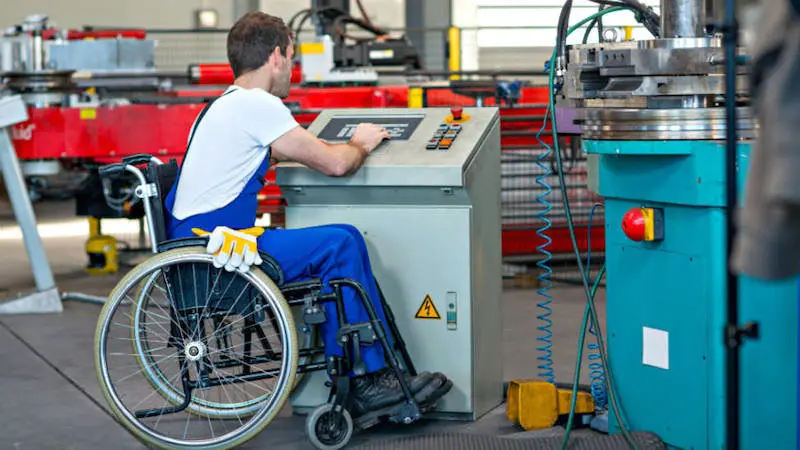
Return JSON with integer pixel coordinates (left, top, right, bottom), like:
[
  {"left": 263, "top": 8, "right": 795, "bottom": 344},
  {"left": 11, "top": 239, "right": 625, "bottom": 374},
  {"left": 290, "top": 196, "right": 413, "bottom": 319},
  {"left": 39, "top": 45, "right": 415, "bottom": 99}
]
[{"left": 95, "top": 248, "right": 298, "bottom": 448}]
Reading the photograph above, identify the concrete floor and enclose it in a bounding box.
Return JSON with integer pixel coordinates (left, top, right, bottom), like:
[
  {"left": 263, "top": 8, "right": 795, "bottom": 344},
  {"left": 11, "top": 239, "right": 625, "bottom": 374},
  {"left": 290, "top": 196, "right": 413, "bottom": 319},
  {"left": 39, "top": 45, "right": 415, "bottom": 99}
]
[{"left": 0, "top": 199, "right": 607, "bottom": 450}]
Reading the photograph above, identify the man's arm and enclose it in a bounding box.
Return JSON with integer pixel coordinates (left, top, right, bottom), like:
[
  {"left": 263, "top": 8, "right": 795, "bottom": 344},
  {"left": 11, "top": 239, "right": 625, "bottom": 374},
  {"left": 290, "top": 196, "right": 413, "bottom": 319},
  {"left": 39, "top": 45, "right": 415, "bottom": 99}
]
[
  {"left": 270, "top": 126, "right": 372, "bottom": 176},
  {"left": 242, "top": 90, "right": 389, "bottom": 176}
]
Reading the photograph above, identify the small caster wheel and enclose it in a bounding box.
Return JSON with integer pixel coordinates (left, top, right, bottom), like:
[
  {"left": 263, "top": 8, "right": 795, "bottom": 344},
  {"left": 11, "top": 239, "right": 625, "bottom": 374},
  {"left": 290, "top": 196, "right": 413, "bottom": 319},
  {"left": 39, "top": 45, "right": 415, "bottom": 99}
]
[{"left": 306, "top": 403, "right": 354, "bottom": 450}]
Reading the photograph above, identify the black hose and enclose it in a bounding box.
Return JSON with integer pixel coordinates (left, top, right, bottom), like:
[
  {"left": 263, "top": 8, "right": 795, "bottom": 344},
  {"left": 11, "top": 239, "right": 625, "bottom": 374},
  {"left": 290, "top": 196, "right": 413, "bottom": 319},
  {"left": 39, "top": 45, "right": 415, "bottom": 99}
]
[
  {"left": 582, "top": 3, "right": 606, "bottom": 44},
  {"left": 587, "top": 0, "right": 661, "bottom": 37},
  {"left": 287, "top": 8, "right": 311, "bottom": 31},
  {"left": 556, "top": 0, "right": 574, "bottom": 62}
]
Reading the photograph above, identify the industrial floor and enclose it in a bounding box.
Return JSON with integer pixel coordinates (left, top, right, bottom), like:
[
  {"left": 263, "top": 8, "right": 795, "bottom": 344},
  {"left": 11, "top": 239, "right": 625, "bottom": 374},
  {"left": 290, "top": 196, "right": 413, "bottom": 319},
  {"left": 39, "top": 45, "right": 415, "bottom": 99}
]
[{"left": 0, "top": 199, "right": 607, "bottom": 450}]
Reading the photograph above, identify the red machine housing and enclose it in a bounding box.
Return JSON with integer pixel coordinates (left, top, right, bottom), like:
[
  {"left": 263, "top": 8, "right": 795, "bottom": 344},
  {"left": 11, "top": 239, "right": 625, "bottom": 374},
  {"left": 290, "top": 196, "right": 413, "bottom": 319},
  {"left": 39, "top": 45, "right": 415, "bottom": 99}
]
[
  {"left": 40, "top": 29, "right": 148, "bottom": 40},
  {"left": 10, "top": 82, "right": 602, "bottom": 258}
]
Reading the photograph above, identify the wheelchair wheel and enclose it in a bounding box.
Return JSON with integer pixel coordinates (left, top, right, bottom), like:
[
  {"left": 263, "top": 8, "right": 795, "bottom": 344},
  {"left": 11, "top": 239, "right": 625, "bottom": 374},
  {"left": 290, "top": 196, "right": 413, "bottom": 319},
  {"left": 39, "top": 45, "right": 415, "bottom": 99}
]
[
  {"left": 95, "top": 246, "right": 298, "bottom": 449},
  {"left": 128, "top": 269, "right": 315, "bottom": 420},
  {"left": 306, "top": 403, "right": 354, "bottom": 450}
]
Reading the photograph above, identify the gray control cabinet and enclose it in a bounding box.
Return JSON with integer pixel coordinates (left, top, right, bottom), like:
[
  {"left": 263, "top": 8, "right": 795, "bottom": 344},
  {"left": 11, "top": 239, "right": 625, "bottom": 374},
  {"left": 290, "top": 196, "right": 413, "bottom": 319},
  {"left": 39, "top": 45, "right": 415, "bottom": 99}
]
[{"left": 277, "top": 108, "right": 503, "bottom": 421}]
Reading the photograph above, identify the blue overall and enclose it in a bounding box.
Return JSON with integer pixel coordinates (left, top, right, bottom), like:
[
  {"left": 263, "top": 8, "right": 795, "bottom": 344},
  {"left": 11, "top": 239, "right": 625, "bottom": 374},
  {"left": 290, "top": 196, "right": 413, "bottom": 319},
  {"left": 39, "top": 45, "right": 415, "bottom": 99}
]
[{"left": 164, "top": 93, "right": 391, "bottom": 375}]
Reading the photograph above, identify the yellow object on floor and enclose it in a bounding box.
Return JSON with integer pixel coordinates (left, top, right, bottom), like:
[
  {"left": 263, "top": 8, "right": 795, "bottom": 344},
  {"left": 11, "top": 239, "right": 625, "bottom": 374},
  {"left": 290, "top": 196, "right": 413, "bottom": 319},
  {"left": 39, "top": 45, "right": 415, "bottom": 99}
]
[
  {"left": 85, "top": 217, "right": 118, "bottom": 275},
  {"left": 506, "top": 379, "right": 595, "bottom": 430}
]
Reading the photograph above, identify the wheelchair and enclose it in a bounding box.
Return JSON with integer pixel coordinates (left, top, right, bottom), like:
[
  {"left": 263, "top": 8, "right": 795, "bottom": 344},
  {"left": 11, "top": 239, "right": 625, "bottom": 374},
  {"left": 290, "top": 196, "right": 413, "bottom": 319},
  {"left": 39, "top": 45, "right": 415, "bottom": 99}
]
[{"left": 92, "top": 154, "right": 434, "bottom": 450}]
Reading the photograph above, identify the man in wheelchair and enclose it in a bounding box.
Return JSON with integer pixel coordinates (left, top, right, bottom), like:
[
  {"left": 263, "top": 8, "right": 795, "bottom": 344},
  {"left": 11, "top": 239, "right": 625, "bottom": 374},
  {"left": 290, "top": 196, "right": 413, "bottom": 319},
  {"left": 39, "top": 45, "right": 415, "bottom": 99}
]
[{"left": 163, "top": 11, "right": 451, "bottom": 422}]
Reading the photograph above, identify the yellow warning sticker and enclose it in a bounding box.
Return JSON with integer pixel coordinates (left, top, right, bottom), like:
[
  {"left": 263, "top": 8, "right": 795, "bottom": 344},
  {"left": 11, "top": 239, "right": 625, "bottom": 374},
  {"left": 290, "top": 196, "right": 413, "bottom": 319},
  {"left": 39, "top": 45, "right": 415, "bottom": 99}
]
[
  {"left": 80, "top": 108, "right": 97, "bottom": 120},
  {"left": 415, "top": 294, "right": 441, "bottom": 320}
]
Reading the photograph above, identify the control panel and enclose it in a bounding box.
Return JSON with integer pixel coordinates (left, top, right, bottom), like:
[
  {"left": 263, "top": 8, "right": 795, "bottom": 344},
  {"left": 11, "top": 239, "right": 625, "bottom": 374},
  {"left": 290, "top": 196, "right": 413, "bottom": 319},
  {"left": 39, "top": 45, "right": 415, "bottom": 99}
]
[{"left": 276, "top": 107, "right": 499, "bottom": 188}]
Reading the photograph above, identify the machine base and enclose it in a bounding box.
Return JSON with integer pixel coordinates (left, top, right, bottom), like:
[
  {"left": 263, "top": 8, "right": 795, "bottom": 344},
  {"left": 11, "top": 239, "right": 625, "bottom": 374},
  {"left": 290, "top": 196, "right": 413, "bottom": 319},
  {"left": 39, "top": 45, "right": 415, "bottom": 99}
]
[{"left": 0, "top": 287, "right": 63, "bottom": 314}]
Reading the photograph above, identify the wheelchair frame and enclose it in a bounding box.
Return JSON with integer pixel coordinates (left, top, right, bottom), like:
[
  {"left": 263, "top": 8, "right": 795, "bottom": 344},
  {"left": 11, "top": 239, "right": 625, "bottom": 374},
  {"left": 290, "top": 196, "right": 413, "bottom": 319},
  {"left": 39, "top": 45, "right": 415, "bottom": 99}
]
[{"left": 94, "top": 154, "right": 428, "bottom": 450}]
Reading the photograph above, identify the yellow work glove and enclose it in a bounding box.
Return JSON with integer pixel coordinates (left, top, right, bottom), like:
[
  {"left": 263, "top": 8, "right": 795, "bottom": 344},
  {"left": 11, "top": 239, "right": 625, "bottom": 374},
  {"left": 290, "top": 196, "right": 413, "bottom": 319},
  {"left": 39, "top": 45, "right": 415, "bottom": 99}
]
[{"left": 192, "top": 227, "right": 265, "bottom": 273}]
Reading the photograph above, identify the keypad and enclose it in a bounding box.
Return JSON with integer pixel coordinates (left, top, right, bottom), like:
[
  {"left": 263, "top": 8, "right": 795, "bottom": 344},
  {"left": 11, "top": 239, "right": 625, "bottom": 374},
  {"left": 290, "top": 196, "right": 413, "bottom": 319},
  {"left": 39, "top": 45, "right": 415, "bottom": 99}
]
[{"left": 427, "top": 123, "right": 462, "bottom": 150}]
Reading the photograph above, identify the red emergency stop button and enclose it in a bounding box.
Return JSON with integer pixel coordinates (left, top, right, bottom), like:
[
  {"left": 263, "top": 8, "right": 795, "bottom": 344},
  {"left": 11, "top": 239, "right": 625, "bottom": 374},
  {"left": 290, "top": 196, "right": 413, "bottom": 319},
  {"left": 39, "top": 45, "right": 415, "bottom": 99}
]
[
  {"left": 622, "top": 208, "right": 646, "bottom": 241},
  {"left": 622, "top": 207, "right": 664, "bottom": 242},
  {"left": 451, "top": 106, "right": 463, "bottom": 120}
]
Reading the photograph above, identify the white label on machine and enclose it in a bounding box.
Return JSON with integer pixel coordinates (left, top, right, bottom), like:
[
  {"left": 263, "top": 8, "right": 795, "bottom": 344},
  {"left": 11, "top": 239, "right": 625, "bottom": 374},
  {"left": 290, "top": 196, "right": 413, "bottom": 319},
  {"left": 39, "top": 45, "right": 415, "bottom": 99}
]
[
  {"left": 369, "top": 49, "right": 395, "bottom": 59},
  {"left": 642, "top": 327, "right": 669, "bottom": 370}
]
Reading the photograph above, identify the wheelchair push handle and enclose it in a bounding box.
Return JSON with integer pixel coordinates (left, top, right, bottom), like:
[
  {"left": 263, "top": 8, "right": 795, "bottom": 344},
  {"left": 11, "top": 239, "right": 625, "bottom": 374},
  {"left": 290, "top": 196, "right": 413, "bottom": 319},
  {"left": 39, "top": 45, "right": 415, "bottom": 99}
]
[
  {"left": 122, "top": 154, "right": 164, "bottom": 167},
  {"left": 98, "top": 163, "right": 127, "bottom": 178},
  {"left": 98, "top": 154, "right": 164, "bottom": 182}
]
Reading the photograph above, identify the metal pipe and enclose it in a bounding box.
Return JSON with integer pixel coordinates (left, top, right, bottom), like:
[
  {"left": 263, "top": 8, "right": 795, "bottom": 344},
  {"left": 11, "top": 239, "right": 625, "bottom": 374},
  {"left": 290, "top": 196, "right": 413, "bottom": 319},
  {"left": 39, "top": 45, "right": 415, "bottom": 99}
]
[
  {"left": 661, "top": 0, "right": 707, "bottom": 37},
  {"left": 124, "top": 165, "right": 159, "bottom": 254},
  {"left": 61, "top": 292, "right": 107, "bottom": 305},
  {"left": 31, "top": 32, "right": 43, "bottom": 72}
]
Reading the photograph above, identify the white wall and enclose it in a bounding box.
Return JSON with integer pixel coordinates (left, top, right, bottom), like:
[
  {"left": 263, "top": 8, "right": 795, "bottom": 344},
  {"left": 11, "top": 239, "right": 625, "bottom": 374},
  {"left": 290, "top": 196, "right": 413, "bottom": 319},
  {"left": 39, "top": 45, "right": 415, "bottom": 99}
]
[
  {"left": 260, "top": 0, "right": 405, "bottom": 34},
  {"left": 451, "top": 0, "right": 480, "bottom": 72},
  {"left": 2, "top": 0, "right": 405, "bottom": 31},
  {"left": 3, "top": 0, "right": 236, "bottom": 29},
  {"left": 453, "top": 0, "right": 661, "bottom": 71}
]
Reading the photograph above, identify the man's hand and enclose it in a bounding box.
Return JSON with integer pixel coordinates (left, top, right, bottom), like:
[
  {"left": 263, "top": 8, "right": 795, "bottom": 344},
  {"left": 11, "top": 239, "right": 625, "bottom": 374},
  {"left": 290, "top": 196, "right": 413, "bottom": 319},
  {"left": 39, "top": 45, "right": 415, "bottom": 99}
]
[
  {"left": 349, "top": 123, "right": 391, "bottom": 154},
  {"left": 192, "top": 226, "right": 264, "bottom": 273},
  {"left": 270, "top": 122, "right": 390, "bottom": 177}
]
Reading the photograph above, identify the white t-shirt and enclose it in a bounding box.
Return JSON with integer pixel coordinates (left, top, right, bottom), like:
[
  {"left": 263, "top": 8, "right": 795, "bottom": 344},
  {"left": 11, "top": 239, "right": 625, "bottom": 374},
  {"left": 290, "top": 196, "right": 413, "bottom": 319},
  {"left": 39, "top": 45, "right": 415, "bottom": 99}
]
[{"left": 170, "top": 85, "right": 299, "bottom": 220}]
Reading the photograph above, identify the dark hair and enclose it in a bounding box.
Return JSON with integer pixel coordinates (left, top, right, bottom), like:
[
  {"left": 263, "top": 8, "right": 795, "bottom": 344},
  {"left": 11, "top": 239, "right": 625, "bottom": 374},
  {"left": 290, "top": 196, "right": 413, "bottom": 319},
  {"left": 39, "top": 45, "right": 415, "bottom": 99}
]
[{"left": 227, "top": 11, "right": 292, "bottom": 78}]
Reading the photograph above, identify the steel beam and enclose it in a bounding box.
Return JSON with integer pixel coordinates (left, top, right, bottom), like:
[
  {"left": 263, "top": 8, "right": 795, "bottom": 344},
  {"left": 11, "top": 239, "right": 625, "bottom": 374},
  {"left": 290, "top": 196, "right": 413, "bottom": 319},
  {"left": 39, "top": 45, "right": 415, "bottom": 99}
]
[{"left": 0, "top": 95, "right": 61, "bottom": 314}]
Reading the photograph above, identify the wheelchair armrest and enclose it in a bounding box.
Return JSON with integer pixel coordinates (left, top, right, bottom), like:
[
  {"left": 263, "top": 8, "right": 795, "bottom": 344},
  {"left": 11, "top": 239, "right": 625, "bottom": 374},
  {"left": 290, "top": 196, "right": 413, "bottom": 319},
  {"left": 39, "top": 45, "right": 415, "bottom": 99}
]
[
  {"left": 157, "top": 237, "right": 285, "bottom": 286},
  {"left": 257, "top": 250, "right": 285, "bottom": 286}
]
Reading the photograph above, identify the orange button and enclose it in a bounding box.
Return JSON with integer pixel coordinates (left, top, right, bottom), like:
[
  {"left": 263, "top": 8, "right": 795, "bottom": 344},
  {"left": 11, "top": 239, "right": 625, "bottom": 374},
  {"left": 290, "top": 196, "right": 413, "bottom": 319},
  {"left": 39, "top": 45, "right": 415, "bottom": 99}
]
[{"left": 439, "top": 138, "right": 453, "bottom": 146}]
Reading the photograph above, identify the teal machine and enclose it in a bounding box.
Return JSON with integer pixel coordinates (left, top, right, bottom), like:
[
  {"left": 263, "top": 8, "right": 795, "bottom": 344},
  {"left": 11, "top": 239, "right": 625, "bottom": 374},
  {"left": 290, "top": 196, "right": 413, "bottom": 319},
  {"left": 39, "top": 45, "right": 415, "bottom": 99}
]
[{"left": 553, "top": 0, "right": 799, "bottom": 448}]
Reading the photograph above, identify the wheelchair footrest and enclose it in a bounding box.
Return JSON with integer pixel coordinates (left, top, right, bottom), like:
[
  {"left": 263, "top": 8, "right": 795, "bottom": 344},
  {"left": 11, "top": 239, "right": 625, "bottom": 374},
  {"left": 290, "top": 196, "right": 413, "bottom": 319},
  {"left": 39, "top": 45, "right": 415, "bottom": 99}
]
[
  {"left": 303, "top": 305, "right": 327, "bottom": 325},
  {"left": 352, "top": 399, "right": 433, "bottom": 431},
  {"left": 338, "top": 322, "right": 379, "bottom": 377},
  {"left": 338, "top": 322, "right": 378, "bottom": 345}
]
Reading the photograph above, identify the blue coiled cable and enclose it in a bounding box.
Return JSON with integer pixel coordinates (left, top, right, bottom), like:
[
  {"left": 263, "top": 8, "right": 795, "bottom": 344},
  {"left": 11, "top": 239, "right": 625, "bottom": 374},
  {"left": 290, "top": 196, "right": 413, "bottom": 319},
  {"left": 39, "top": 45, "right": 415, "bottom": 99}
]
[
  {"left": 534, "top": 101, "right": 555, "bottom": 383},
  {"left": 586, "top": 203, "right": 607, "bottom": 411}
]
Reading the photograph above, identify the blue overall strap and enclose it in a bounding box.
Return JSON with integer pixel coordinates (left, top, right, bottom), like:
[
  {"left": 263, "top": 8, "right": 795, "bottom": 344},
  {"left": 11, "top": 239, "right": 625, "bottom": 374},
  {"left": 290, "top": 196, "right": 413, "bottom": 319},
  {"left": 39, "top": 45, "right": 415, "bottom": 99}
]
[
  {"left": 178, "top": 88, "right": 267, "bottom": 186},
  {"left": 181, "top": 89, "right": 236, "bottom": 163}
]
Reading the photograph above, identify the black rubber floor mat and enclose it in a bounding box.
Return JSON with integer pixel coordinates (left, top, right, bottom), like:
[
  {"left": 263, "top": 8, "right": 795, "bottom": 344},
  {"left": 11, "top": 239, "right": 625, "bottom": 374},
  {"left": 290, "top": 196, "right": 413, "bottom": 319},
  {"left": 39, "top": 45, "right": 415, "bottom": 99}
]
[{"left": 352, "top": 431, "right": 667, "bottom": 450}]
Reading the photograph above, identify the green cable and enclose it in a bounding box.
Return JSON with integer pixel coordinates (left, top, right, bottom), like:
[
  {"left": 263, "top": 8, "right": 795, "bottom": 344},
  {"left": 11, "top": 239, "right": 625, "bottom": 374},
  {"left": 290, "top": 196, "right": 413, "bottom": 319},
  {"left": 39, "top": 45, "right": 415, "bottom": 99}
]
[
  {"left": 559, "top": 263, "right": 606, "bottom": 450},
  {"left": 543, "top": 6, "right": 641, "bottom": 450}
]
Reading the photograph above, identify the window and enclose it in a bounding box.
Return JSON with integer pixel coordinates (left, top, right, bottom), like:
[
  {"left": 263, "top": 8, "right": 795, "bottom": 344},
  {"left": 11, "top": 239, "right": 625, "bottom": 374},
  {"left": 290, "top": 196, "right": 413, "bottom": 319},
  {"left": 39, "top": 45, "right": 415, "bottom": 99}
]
[{"left": 474, "top": 0, "right": 660, "bottom": 48}]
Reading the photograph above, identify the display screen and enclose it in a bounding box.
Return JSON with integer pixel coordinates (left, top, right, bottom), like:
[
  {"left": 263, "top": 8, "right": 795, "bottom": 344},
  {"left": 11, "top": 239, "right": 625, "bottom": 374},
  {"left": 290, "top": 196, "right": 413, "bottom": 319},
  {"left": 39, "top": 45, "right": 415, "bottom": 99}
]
[{"left": 317, "top": 115, "right": 424, "bottom": 142}]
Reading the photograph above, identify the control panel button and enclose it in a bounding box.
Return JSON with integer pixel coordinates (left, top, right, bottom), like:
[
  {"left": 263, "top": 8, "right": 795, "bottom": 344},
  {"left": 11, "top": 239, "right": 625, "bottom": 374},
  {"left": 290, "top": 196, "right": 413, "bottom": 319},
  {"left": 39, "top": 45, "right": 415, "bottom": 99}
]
[
  {"left": 451, "top": 107, "right": 463, "bottom": 121},
  {"left": 426, "top": 139, "right": 440, "bottom": 150},
  {"left": 444, "top": 131, "right": 458, "bottom": 139},
  {"left": 449, "top": 124, "right": 462, "bottom": 132},
  {"left": 438, "top": 138, "right": 453, "bottom": 149}
]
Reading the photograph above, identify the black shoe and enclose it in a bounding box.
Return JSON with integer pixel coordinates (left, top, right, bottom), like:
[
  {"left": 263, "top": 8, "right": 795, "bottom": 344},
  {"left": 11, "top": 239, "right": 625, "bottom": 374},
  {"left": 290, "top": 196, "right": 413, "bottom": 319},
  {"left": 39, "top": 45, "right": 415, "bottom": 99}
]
[
  {"left": 374, "top": 368, "right": 437, "bottom": 395},
  {"left": 350, "top": 369, "right": 436, "bottom": 416},
  {"left": 415, "top": 372, "right": 453, "bottom": 407}
]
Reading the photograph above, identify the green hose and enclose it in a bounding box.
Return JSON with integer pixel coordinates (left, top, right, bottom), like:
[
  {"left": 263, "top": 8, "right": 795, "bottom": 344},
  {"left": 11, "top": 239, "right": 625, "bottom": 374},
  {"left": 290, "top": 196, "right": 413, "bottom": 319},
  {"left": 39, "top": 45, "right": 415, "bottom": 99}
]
[
  {"left": 542, "top": 6, "right": 641, "bottom": 450},
  {"left": 560, "top": 263, "right": 607, "bottom": 449}
]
